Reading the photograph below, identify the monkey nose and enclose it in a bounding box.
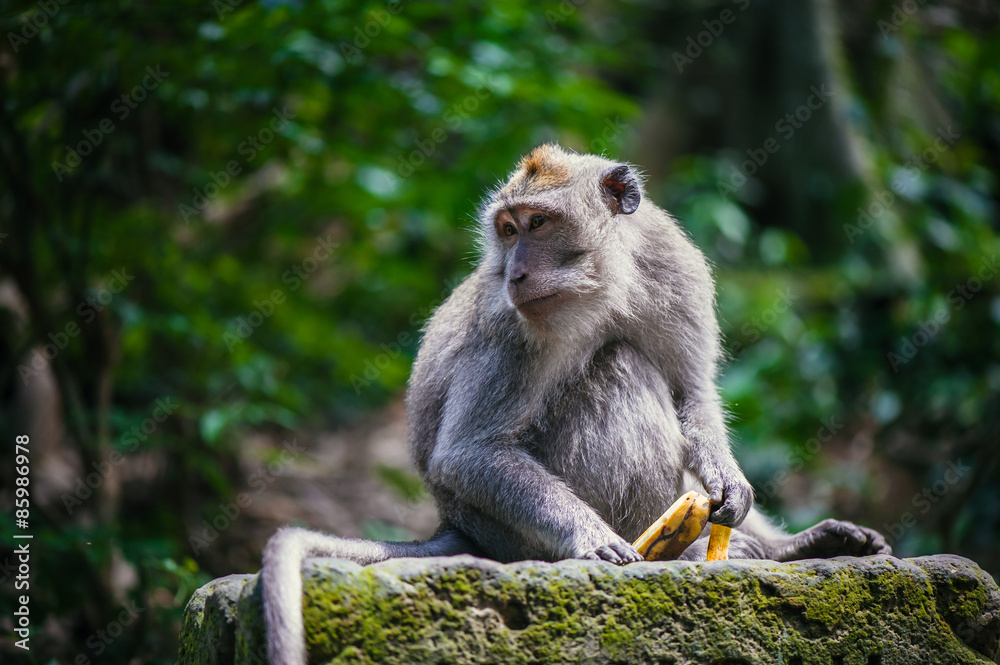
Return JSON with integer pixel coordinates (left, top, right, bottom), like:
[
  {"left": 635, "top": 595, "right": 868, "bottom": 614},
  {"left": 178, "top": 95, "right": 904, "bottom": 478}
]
[{"left": 509, "top": 266, "right": 528, "bottom": 284}]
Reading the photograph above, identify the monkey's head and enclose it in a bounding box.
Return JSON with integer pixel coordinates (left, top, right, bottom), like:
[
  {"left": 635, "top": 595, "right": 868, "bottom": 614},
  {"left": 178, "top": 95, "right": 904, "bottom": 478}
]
[{"left": 479, "top": 144, "right": 643, "bottom": 331}]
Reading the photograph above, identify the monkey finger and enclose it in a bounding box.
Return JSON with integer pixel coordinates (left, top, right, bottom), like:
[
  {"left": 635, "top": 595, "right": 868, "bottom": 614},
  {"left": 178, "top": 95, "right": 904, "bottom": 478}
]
[
  {"left": 703, "top": 477, "right": 724, "bottom": 507},
  {"left": 709, "top": 494, "right": 745, "bottom": 527},
  {"left": 798, "top": 519, "right": 880, "bottom": 557},
  {"left": 872, "top": 538, "right": 892, "bottom": 555},
  {"left": 591, "top": 545, "right": 626, "bottom": 564},
  {"left": 609, "top": 541, "right": 643, "bottom": 564},
  {"left": 709, "top": 479, "right": 753, "bottom": 527},
  {"left": 860, "top": 526, "right": 892, "bottom": 556},
  {"left": 834, "top": 520, "right": 869, "bottom": 547},
  {"left": 709, "top": 504, "right": 739, "bottom": 527}
]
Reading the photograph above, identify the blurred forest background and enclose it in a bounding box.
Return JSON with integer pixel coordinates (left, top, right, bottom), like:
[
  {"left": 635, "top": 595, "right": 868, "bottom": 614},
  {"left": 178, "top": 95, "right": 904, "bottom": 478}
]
[{"left": 1, "top": 0, "right": 999, "bottom": 662}]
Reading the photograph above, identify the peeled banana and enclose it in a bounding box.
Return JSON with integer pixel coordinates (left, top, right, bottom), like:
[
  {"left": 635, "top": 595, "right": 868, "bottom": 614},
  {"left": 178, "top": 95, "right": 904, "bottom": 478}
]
[
  {"left": 632, "top": 491, "right": 733, "bottom": 561},
  {"left": 632, "top": 491, "right": 711, "bottom": 561},
  {"left": 707, "top": 524, "right": 732, "bottom": 561}
]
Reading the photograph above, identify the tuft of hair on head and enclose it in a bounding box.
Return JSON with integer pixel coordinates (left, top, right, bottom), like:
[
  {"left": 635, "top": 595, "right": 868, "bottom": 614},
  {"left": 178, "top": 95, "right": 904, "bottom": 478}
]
[
  {"left": 501, "top": 143, "right": 572, "bottom": 197},
  {"left": 519, "top": 143, "right": 562, "bottom": 176}
]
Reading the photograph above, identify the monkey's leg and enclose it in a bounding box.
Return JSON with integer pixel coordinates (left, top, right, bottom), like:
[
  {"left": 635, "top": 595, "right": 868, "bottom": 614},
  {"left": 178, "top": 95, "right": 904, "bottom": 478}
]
[
  {"left": 263, "top": 525, "right": 475, "bottom": 665},
  {"left": 686, "top": 507, "right": 891, "bottom": 561},
  {"left": 428, "top": 441, "right": 644, "bottom": 565},
  {"left": 768, "top": 518, "right": 892, "bottom": 560}
]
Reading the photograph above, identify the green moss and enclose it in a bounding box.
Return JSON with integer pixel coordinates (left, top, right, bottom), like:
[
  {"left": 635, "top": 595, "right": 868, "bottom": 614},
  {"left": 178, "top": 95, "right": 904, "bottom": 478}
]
[
  {"left": 184, "top": 555, "right": 1000, "bottom": 665},
  {"left": 179, "top": 574, "right": 253, "bottom": 665},
  {"left": 800, "top": 569, "right": 872, "bottom": 627},
  {"left": 600, "top": 616, "right": 635, "bottom": 658}
]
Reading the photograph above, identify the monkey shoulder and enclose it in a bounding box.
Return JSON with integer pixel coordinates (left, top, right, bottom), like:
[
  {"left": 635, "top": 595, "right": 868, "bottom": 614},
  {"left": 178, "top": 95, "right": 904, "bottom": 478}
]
[
  {"left": 407, "top": 270, "right": 521, "bottom": 469},
  {"left": 412, "top": 271, "right": 494, "bottom": 376}
]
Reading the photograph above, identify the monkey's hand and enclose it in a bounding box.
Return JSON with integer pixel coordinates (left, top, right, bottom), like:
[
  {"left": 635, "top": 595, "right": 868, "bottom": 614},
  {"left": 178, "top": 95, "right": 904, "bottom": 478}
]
[
  {"left": 575, "top": 525, "right": 643, "bottom": 565},
  {"left": 703, "top": 464, "right": 754, "bottom": 528},
  {"left": 580, "top": 539, "right": 644, "bottom": 565}
]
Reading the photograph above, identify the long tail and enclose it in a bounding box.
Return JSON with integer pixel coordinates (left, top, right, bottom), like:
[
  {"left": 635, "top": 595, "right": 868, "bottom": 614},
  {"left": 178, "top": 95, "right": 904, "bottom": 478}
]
[{"left": 262, "top": 526, "right": 476, "bottom": 665}]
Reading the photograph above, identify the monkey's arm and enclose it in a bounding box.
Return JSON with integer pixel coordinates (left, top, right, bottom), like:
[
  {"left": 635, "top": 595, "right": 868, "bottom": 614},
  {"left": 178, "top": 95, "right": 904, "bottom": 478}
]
[
  {"left": 641, "top": 231, "right": 754, "bottom": 528},
  {"left": 676, "top": 387, "right": 754, "bottom": 528},
  {"left": 427, "top": 388, "right": 641, "bottom": 564}
]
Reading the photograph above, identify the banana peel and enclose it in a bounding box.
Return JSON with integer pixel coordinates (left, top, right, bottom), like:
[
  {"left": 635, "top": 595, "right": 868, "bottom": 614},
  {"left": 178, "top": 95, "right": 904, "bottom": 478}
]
[
  {"left": 632, "top": 490, "right": 732, "bottom": 561},
  {"left": 632, "top": 491, "right": 710, "bottom": 561}
]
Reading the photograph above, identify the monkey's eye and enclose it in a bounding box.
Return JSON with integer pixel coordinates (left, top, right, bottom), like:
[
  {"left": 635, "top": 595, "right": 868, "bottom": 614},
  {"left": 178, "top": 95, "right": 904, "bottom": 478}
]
[
  {"left": 502, "top": 224, "right": 517, "bottom": 237},
  {"left": 529, "top": 214, "right": 547, "bottom": 230}
]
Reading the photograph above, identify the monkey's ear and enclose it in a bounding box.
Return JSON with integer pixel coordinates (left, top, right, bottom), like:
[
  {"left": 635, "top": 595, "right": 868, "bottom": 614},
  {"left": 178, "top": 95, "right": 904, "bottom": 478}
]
[{"left": 602, "top": 165, "right": 641, "bottom": 215}]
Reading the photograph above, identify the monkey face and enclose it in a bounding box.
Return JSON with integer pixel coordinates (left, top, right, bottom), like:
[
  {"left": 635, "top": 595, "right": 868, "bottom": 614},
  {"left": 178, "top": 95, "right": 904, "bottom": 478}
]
[
  {"left": 494, "top": 205, "right": 575, "bottom": 322},
  {"left": 480, "top": 144, "right": 644, "bottom": 326}
]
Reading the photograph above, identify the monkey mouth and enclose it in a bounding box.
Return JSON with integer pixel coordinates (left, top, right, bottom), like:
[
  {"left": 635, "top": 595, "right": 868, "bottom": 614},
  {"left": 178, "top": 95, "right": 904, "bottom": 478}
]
[{"left": 515, "top": 292, "right": 562, "bottom": 321}]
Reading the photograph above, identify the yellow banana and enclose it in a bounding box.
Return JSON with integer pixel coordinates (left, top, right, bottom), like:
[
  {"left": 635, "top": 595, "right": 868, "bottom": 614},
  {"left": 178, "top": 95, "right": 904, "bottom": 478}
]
[
  {"left": 707, "top": 523, "right": 732, "bottom": 561},
  {"left": 632, "top": 491, "right": 711, "bottom": 561}
]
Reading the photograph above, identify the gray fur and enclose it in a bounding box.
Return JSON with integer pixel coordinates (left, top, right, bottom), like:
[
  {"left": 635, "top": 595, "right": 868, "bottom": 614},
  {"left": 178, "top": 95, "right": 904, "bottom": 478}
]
[{"left": 261, "top": 144, "right": 890, "bottom": 665}]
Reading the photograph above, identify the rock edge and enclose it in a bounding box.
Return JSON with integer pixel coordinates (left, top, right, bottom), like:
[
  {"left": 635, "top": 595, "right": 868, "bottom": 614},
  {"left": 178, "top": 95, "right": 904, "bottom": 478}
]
[{"left": 181, "top": 554, "right": 1000, "bottom": 665}]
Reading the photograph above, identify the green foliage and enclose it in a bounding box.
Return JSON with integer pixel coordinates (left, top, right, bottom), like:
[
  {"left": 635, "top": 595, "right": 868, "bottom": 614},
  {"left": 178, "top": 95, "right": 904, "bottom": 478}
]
[
  {"left": 651, "top": 14, "right": 1000, "bottom": 547},
  {"left": 376, "top": 464, "right": 429, "bottom": 503},
  {"left": 1, "top": 1, "right": 998, "bottom": 662},
  {"left": 1, "top": 1, "right": 638, "bottom": 661}
]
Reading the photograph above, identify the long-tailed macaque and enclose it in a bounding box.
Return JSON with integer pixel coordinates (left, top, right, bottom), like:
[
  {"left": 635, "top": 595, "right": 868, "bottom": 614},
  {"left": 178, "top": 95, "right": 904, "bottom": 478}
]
[{"left": 262, "top": 144, "right": 890, "bottom": 665}]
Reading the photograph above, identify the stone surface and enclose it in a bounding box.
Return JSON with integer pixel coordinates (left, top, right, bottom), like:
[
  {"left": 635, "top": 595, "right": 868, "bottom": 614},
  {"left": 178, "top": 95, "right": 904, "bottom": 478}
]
[
  {"left": 180, "top": 573, "right": 254, "bottom": 665},
  {"left": 180, "top": 554, "right": 1000, "bottom": 665}
]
